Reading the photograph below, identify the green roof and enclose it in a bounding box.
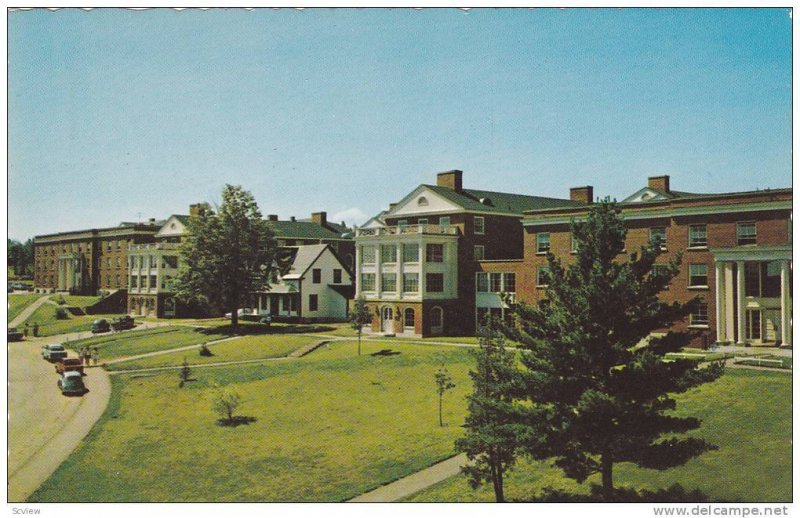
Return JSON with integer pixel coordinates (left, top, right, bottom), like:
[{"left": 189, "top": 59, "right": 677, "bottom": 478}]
[
  {"left": 423, "top": 185, "right": 585, "bottom": 214},
  {"left": 269, "top": 220, "right": 349, "bottom": 240}
]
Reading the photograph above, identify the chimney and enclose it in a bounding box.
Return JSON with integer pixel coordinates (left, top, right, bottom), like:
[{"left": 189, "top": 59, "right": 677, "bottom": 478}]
[
  {"left": 290, "top": 216, "right": 296, "bottom": 222},
  {"left": 648, "top": 175, "right": 670, "bottom": 193},
  {"left": 437, "top": 170, "right": 463, "bottom": 192},
  {"left": 570, "top": 186, "right": 594, "bottom": 204},
  {"left": 189, "top": 203, "right": 210, "bottom": 217},
  {"left": 311, "top": 211, "right": 327, "bottom": 227},
  {"left": 148, "top": 218, "right": 156, "bottom": 224},
  {"left": 268, "top": 214, "right": 278, "bottom": 221}
]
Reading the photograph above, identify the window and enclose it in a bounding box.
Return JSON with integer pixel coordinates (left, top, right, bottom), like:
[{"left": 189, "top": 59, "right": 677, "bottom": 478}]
[
  {"left": 116, "top": 258, "right": 121, "bottom": 268},
  {"left": 403, "top": 273, "right": 419, "bottom": 293},
  {"left": 474, "top": 216, "right": 485, "bottom": 235},
  {"left": 150, "top": 275, "right": 158, "bottom": 289},
  {"left": 746, "top": 310, "right": 761, "bottom": 340},
  {"left": 426, "top": 243, "right": 444, "bottom": 262},
  {"left": 381, "top": 273, "right": 397, "bottom": 292},
  {"left": 402, "top": 243, "right": 419, "bottom": 262},
  {"left": 333, "top": 269, "right": 342, "bottom": 284},
  {"left": 398, "top": 220, "right": 408, "bottom": 230},
  {"left": 649, "top": 227, "right": 667, "bottom": 250},
  {"left": 309, "top": 294, "right": 318, "bottom": 311},
  {"left": 361, "top": 273, "right": 375, "bottom": 291},
  {"left": 536, "top": 233, "right": 550, "bottom": 254},
  {"left": 504, "top": 273, "right": 516, "bottom": 293},
  {"left": 130, "top": 275, "right": 138, "bottom": 288},
  {"left": 117, "top": 240, "right": 122, "bottom": 250},
  {"left": 489, "top": 273, "right": 502, "bottom": 292},
  {"left": 476, "top": 272, "right": 489, "bottom": 292},
  {"left": 688, "top": 224, "right": 707, "bottom": 248},
  {"left": 652, "top": 264, "right": 670, "bottom": 277},
  {"left": 537, "top": 266, "right": 550, "bottom": 287},
  {"left": 426, "top": 273, "right": 444, "bottom": 293},
  {"left": 430, "top": 307, "right": 443, "bottom": 329},
  {"left": 689, "top": 264, "right": 708, "bottom": 287},
  {"left": 106, "top": 275, "right": 111, "bottom": 287},
  {"left": 312, "top": 268, "right": 321, "bottom": 284},
  {"left": 115, "top": 275, "right": 120, "bottom": 287},
  {"left": 737, "top": 222, "right": 757, "bottom": 246},
  {"left": 404, "top": 308, "right": 415, "bottom": 328},
  {"left": 418, "top": 218, "right": 428, "bottom": 227},
  {"left": 439, "top": 216, "right": 451, "bottom": 232},
  {"left": 690, "top": 301, "right": 709, "bottom": 326},
  {"left": 571, "top": 233, "right": 578, "bottom": 253},
  {"left": 474, "top": 245, "right": 485, "bottom": 261},
  {"left": 163, "top": 256, "right": 178, "bottom": 269},
  {"left": 381, "top": 244, "right": 397, "bottom": 263},
  {"left": 362, "top": 246, "right": 376, "bottom": 264}
]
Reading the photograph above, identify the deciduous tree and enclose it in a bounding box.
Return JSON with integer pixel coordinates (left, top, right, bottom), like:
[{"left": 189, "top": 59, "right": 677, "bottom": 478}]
[
  {"left": 349, "top": 295, "right": 372, "bottom": 356},
  {"left": 174, "top": 185, "right": 275, "bottom": 331}
]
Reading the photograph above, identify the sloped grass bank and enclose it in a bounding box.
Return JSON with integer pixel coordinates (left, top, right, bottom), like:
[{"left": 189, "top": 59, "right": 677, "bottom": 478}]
[{"left": 405, "top": 368, "right": 791, "bottom": 502}]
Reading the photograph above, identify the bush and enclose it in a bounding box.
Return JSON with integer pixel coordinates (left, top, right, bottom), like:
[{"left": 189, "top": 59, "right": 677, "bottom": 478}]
[
  {"left": 55, "top": 308, "right": 69, "bottom": 320},
  {"left": 530, "top": 484, "right": 710, "bottom": 503},
  {"left": 199, "top": 344, "right": 213, "bottom": 357},
  {"left": 56, "top": 295, "right": 66, "bottom": 306},
  {"left": 211, "top": 386, "right": 241, "bottom": 424}
]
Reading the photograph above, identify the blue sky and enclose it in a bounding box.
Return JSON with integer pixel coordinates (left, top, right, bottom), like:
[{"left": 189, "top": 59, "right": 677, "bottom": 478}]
[{"left": 8, "top": 8, "right": 792, "bottom": 241}]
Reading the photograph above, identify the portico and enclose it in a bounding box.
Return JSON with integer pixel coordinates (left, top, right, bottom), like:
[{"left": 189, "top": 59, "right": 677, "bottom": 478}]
[
  {"left": 713, "top": 245, "right": 792, "bottom": 347},
  {"left": 57, "top": 253, "right": 84, "bottom": 293}
]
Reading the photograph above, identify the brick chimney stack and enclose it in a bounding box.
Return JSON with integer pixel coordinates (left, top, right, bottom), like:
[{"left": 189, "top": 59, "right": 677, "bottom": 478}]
[
  {"left": 437, "top": 170, "right": 463, "bottom": 192},
  {"left": 267, "top": 214, "right": 278, "bottom": 222},
  {"left": 311, "top": 211, "right": 327, "bottom": 227},
  {"left": 570, "top": 186, "right": 594, "bottom": 204},
  {"left": 648, "top": 175, "right": 670, "bottom": 193},
  {"left": 189, "top": 203, "right": 210, "bottom": 217}
]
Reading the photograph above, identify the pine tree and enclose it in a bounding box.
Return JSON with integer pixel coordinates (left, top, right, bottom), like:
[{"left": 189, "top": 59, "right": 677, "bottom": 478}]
[
  {"left": 349, "top": 295, "right": 372, "bottom": 356},
  {"left": 455, "top": 326, "right": 523, "bottom": 503},
  {"left": 509, "top": 200, "right": 723, "bottom": 501}
]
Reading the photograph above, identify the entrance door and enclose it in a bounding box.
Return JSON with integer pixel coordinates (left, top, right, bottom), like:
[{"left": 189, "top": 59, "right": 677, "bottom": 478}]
[
  {"left": 382, "top": 307, "right": 394, "bottom": 333},
  {"left": 763, "top": 310, "right": 781, "bottom": 344}
]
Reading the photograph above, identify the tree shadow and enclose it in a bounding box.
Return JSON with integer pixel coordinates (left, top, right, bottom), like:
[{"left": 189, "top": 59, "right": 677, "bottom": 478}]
[
  {"left": 201, "top": 323, "right": 336, "bottom": 337},
  {"left": 216, "top": 416, "right": 258, "bottom": 428},
  {"left": 526, "top": 484, "right": 710, "bottom": 503},
  {"left": 371, "top": 349, "right": 401, "bottom": 357}
]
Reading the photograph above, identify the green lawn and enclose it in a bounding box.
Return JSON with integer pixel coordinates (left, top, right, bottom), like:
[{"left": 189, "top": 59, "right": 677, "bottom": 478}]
[
  {"left": 734, "top": 355, "right": 792, "bottom": 370},
  {"left": 106, "top": 334, "right": 322, "bottom": 371},
  {"left": 20, "top": 303, "right": 124, "bottom": 337},
  {"left": 7, "top": 294, "right": 42, "bottom": 323},
  {"left": 51, "top": 294, "right": 103, "bottom": 308},
  {"left": 64, "top": 326, "right": 228, "bottom": 360},
  {"left": 29, "top": 340, "right": 475, "bottom": 502},
  {"left": 405, "top": 368, "right": 791, "bottom": 502}
]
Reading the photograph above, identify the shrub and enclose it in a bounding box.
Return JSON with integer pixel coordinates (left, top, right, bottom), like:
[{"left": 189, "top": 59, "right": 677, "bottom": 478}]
[
  {"left": 199, "top": 344, "right": 213, "bottom": 357},
  {"left": 211, "top": 386, "right": 241, "bottom": 424},
  {"left": 55, "top": 308, "right": 69, "bottom": 320}
]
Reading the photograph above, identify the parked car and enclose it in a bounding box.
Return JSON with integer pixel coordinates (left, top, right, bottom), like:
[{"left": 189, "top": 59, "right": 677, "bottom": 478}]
[
  {"left": 90, "top": 319, "right": 110, "bottom": 333},
  {"left": 110, "top": 315, "right": 135, "bottom": 331},
  {"left": 7, "top": 327, "right": 24, "bottom": 342},
  {"left": 224, "top": 308, "right": 253, "bottom": 318},
  {"left": 55, "top": 358, "right": 85, "bottom": 375},
  {"left": 57, "top": 371, "right": 86, "bottom": 396},
  {"left": 42, "top": 344, "right": 68, "bottom": 362}
]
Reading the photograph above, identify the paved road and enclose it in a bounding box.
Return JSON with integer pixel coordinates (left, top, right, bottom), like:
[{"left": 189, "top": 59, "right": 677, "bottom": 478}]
[
  {"left": 8, "top": 294, "right": 51, "bottom": 329},
  {"left": 8, "top": 333, "right": 112, "bottom": 502}
]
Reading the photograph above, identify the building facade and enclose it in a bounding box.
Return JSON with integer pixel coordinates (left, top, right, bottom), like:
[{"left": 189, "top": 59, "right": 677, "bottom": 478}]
[
  {"left": 33, "top": 220, "right": 163, "bottom": 295},
  {"left": 506, "top": 176, "right": 792, "bottom": 347},
  {"left": 354, "top": 170, "right": 585, "bottom": 337}
]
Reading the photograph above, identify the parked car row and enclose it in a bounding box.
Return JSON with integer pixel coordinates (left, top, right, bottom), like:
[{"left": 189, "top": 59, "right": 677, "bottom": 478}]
[
  {"left": 7, "top": 283, "right": 33, "bottom": 292},
  {"left": 90, "top": 315, "right": 135, "bottom": 334}
]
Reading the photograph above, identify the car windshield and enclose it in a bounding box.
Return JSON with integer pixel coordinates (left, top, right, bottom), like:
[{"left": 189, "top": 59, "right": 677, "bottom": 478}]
[{"left": 51, "top": 345, "right": 65, "bottom": 351}]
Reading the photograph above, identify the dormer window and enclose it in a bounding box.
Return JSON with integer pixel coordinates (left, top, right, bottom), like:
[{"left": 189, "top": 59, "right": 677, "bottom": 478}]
[{"left": 417, "top": 196, "right": 428, "bottom": 206}]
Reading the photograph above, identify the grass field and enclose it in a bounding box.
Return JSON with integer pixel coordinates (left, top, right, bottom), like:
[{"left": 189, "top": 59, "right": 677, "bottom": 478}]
[
  {"left": 50, "top": 294, "right": 103, "bottom": 308},
  {"left": 734, "top": 355, "right": 792, "bottom": 370},
  {"left": 64, "top": 326, "right": 229, "bottom": 360},
  {"left": 29, "top": 339, "right": 475, "bottom": 502},
  {"left": 405, "top": 368, "right": 791, "bottom": 502},
  {"left": 106, "top": 334, "right": 322, "bottom": 371},
  {"left": 20, "top": 303, "right": 124, "bottom": 337},
  {"left": 7, "top": 294, "right": 42, "bottom": 323}
]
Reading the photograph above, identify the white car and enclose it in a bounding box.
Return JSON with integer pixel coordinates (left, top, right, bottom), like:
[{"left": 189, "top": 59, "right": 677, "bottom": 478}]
[{"left": 224, "top": 308, "right": 253, "bottom": 318}]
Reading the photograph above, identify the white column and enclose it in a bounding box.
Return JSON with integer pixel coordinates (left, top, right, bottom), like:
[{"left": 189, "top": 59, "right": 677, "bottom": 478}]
[
  {"left": 736, "top": 261, "right": 746, "bottom": 345},
  {"left": 375, "top": 244, "right": 382, "bottom": 299},
  {"left": 397, "top": 241, "right": 404, "bottom": 300},
  {"left": 715, "top": 261, "right": 726, "bottom": 343},
  {"left": 354, "top": 245, "right": 361, "bottom": 297},
  {"left": 780, "top": 260, "right": 791, "bottom": 346},
  {"left": 419, "top": 239, "right": 425, "bottom": 296},
  {"left": 724, "top": 263, "right": 735, "bottom": 342}
]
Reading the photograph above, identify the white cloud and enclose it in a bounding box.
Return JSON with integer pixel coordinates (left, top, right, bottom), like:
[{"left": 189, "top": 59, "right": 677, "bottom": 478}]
[{"left": 330, "top": 207, "right": 368, "bottom": 228}]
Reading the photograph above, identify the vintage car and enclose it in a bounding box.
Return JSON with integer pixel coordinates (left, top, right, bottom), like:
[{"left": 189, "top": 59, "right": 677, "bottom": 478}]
[{"left": 57, "top": 371, "right": 87, "bottom": 396}]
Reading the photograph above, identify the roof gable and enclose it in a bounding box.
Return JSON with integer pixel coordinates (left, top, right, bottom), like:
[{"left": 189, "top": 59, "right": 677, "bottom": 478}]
[
  {"left": 385, "top": 185, "right": 466, "bottom": 217},
  {"left": 155, "top": 215, "right": 189, "bottom": 238},
  {"left": 281, "top": 244, "right": 347, "bottom": 280},
  {"left": 621, "top": 187, "right": 675, "bottom": 204}
]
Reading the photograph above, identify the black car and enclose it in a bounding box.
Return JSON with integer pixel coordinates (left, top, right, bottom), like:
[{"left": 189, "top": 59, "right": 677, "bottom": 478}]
[
  {"left": 91, "top": 319, "right": 110, "bottom": 333},
  {"left": 111, "top": 315, "right": 135, "bottom": 330}
]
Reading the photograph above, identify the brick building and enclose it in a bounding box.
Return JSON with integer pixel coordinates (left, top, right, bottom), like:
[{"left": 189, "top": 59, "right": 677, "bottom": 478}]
[
  {"left": 354, "top": 170, "right": 584, "bottom": 337},
  {"left": 481, "top": 175, "right": 792, "bottom": 347},
  {"left": 33, "top": 220, "right": 163, "bottom": 295}
]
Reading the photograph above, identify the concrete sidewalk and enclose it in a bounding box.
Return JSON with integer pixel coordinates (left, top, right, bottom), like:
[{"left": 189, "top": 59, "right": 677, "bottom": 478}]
[
  {"left": 9, "top": 295, "right": 51, "bottom": 329},
  {"left": 348, "top": 454, "right": 469, "bottom": 503}
]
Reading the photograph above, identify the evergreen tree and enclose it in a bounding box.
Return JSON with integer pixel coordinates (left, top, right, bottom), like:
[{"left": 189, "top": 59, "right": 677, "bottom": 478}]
[
  {"left": 349, "top": 295, "right": 372, "bottom": 356},
  {"left": 455, "top": 326, "right": 523, "bottom": 503},
  {"left": 174, "top": 185, "right": 275, "bottom": 331},
  {"left": 509, "top": 200, "right": 723, "bottom": 501}
]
